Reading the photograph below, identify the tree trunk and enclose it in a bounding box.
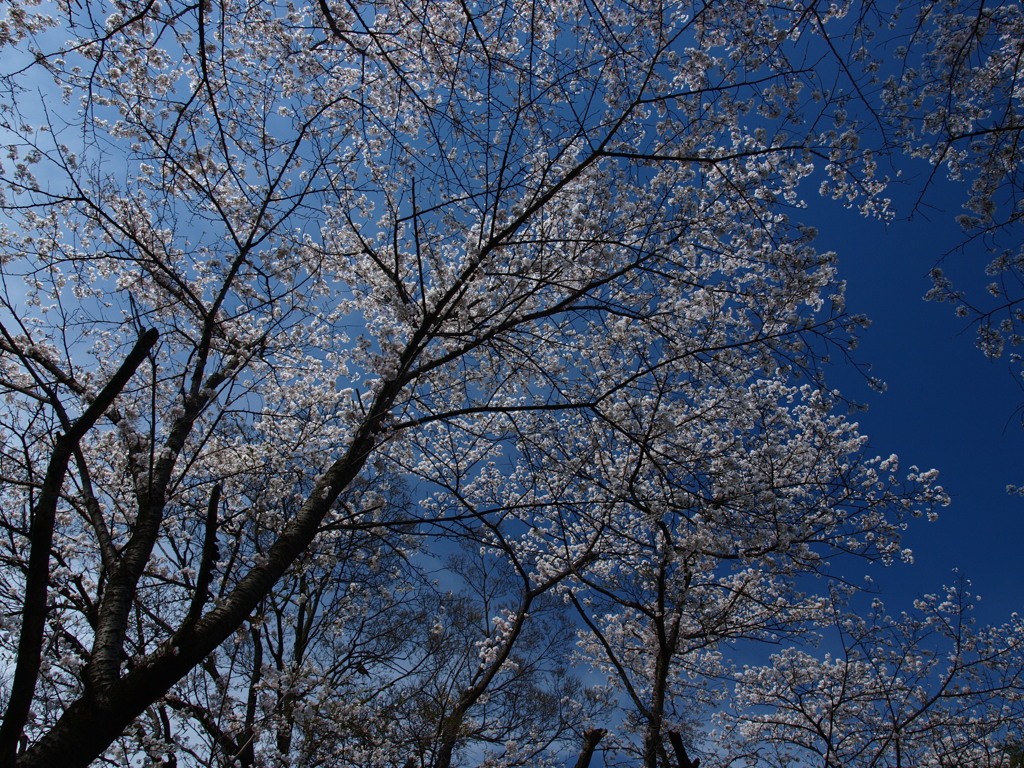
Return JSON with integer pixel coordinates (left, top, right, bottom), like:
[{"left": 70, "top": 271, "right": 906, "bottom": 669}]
[
  {"left": 572, "top": 729, "right": 607, "bottom": 768},
  {"left": 668, "top": 731, "right": 699, "bottom": 768}
]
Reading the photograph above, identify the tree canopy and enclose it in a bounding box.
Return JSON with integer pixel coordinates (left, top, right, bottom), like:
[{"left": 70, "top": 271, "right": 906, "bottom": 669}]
[{"left": 0, "top": 0, "right": 1021, "bottom": 766}]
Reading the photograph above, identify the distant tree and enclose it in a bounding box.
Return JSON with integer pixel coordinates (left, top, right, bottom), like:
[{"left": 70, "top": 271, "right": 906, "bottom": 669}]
[
  {"left": 563, "top": 383, "right": 930, "bottom": 768},
  {"left": 715, "top": 580, "right": 1024, "bottom": 768},
  {"left": 0, "top": 1, "right": 1017, "bottom": 767},
  {"left": 383, "top": 544, "right": 596, "bottom": 768}
]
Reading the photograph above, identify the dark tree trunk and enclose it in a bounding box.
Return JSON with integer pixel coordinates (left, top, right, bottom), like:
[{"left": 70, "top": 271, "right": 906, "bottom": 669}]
[
  {"left": 572, "top": 728, "right": 607, "bottom": 768},
  {"left": 668, "top": 731, "right": 700, "bottom": 768}
]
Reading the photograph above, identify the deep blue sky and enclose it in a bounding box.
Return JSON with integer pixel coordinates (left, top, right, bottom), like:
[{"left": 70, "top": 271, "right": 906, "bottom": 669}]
[{"left": 807, "top": 189, "right": 1024, "bottom": 625}]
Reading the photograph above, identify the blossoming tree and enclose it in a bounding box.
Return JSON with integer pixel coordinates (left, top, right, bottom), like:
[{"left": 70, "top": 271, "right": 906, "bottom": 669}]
[
  {"left": 716, "top": 581, "right": 1024, "bottom": 768},
  {"left": 0, "top": 0, "right": 1018, "bottom": 766}
]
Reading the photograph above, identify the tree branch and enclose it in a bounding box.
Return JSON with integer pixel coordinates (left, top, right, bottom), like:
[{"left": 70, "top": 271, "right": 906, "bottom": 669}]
[{"left": 0, "top": 328, "right": 159, "bottom": 767}]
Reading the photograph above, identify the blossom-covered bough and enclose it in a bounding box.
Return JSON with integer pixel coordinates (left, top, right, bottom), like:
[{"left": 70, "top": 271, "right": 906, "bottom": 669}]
[
  {"left": 717, "top": 581, "right": 1024, "bottom": 768},
  {"left": 0, "top": 0, "right": 1018, "bottom": 766}
]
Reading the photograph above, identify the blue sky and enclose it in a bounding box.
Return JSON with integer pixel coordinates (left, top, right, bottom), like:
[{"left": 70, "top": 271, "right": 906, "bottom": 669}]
[{"left": 807, "top": 189, "right": 1024, "bottom": 625}]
